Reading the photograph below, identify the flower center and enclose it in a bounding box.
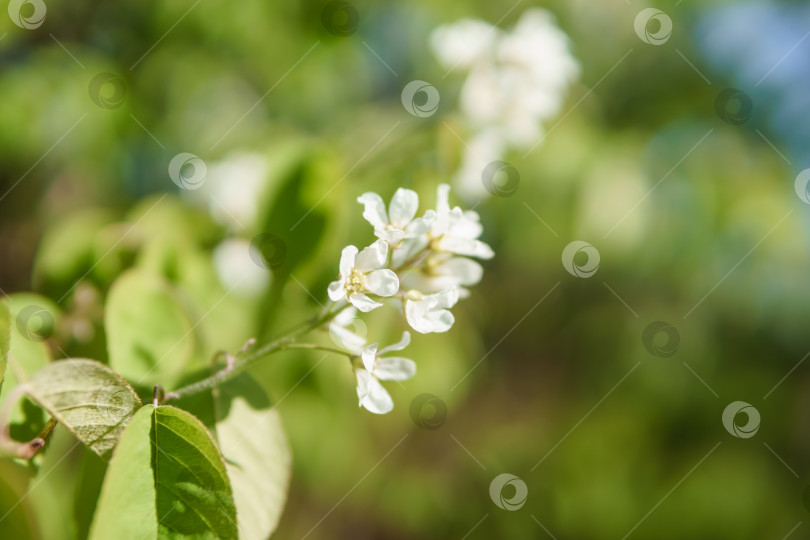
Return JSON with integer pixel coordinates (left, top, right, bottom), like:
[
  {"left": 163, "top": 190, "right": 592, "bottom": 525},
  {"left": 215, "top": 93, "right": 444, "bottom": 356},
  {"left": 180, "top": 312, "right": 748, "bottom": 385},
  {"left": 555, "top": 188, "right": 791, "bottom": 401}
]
[{"left": 345, "top": 269, "right": 364, "bottom": 295}]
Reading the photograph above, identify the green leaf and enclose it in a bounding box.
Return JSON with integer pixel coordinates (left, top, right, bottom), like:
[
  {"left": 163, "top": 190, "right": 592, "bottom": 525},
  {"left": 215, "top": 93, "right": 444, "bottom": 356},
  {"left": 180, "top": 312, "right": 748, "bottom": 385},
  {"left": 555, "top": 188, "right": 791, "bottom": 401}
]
[
  {"left": 0, "top": 299, "right": 9, "bottom": 391},
  {"left": 256, "top": 157, "right": 327, "bottom": 335},
  {"left": 105, "top": 269, "right": 201, "bottom": 389},
  {"left": 89, "top": 405, "right": 238, "bottom": 540},
  {"left": 32, "top": 209, "right": 113, "bottom": 295},
  {"left": 213, "top": 374, "right": 291, "bottom": 540},
  {"left": 23, "top": 359, "right": 141, "bottom": 458},
  {"left": 259, "top": 158, "right": 327, "bottom": 281}
]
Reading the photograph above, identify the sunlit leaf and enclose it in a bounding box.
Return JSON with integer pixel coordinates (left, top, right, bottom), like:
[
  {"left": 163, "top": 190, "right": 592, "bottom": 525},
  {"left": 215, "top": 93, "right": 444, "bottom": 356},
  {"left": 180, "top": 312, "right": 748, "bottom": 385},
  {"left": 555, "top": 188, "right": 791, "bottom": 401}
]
[
  {"left": 23, "top": 359, "right": 141, "bottom": 458},
  {"left": 89, "top": 405, "right": 238, "bottom": 540}
]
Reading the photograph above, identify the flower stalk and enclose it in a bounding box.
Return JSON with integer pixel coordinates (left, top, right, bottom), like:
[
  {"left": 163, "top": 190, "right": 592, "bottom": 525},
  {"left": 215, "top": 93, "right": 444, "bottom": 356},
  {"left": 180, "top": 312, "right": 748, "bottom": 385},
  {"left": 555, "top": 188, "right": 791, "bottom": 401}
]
[{"left": 164, "top": 304, "right": 345, "bottom": 402}]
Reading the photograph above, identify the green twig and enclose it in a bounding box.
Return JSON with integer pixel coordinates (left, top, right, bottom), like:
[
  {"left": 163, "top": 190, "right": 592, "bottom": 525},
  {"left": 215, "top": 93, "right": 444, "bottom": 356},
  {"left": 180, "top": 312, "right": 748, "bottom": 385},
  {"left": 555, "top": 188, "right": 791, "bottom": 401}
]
[{"left": 163, "top": 301, "right": 346, "bottom": 402}]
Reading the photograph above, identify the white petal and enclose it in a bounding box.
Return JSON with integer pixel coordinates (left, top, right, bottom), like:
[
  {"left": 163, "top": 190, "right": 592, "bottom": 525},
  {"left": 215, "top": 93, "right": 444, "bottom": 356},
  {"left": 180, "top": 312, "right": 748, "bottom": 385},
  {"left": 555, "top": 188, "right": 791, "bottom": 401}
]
[
  {"left": 355, "top": 240, "right": 388, "bottom": 271},
  {"left": 425, "top": 309, "right": 455, "bottom": 333},
  {"left": 404, "top": 211, "right": 435, "bottom": 237},
  {"left": 404, "top": 290, "right": 458, "bottom": 333},
  {"left": 356, "top": 367, "right": 371, "bottom": 395},
  {"left": 357, "top": 192, "right": 388, "bottom": 230},
  {"left": 377, "top": 229, "right": 406, "bottom": 245},
  {"left": 356, "top": 370, "right": 394, "bottom": 414},
  {"left": 329, "top": 308, "right": 366, "bottom": 352},
  {"left": 398, "top": 272, "right": 444, "bottom": 294},
  {"left": 379, "top": 331, "right": 411, "bottom": 354},
  {"left": 361, "top": 344, "right": 378, "bottom": 372},
  {"left": 327, "top": 280, "right": 345, "bottom": 301},
  {"left": 388, "top": 188, "right": 419, "bottom": 227},
  {"left": 404, "top": 296, "right": 430, "bottom": 322},
  {"left": 391, "top": 235, "right": 428, "bottom": 268},
  {"left": 349, "top": 293, "right": 383, "bottom": 312},
  {"left": 329, "top": 323, "right": 366, "bottom": 352},
  {"left": 333, "top": 306, "right": 357, "bottom": 326},
  {"left": 399, "top": 264, "right": 473, "bottom": 293},
  {"left": 437, "top": 236, "right": 494, "bottom": 259},
  {"left": 432, "top": 288, "right": 460, "bottom": 310},
  {"left": 435, "top": 257, "right": 483, "bottom": 286},
  {"left": 374, "top": 357, "right": 416, "bottom": 381},
  {"left": 364, "top": 269, "right": 399, "bottom": 297},
  {"left": 339, "top": 245, "right": 358, "bottom": 276},
  {"left": 406, "top": 300, "right": 455, "bottom": 334},
  {"left": 453, "top": 210, "right": 484, "bottom": 239}
]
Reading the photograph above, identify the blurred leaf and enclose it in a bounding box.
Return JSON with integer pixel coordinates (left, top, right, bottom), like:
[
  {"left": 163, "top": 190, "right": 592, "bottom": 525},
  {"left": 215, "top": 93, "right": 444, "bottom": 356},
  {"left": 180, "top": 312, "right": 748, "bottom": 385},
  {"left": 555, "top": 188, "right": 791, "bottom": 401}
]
[
  {"left": 32, "top": 209, "right": 114, "bottom": 295},
  {"left": 137, "top": 234, "right": 253, "bottom": 356},
  {"left": 126, "top": 194, "right": 220, "bottom": 247},
  {"left": 257, "top": 157, "right": 327, "bottom": 335},
  {"left": 23, "top": 359, "right": 141, "bottom": 458},
  {"left": 213, "top": 373, "right": 291, "bottom": 540},
  {"left": 105, "top": 269, "right": 201, "bottom": 389},
  {"left": 260, "top": 158, "right": 327, "bottom": 279},
  {"left": 0, "top": 459, "right": 37, "bottom": 539},
  {"left": 0, "top": 299, "right": 9, "bottom": 391},
  {"left": 91, "top": 222, "right": 142, "bottom": 286},
  {"left": 89, "top": 405, "right": 238, "bottom": 540},
  {"left": 73, "top": 448, "right": 108, "bottom": 540}
]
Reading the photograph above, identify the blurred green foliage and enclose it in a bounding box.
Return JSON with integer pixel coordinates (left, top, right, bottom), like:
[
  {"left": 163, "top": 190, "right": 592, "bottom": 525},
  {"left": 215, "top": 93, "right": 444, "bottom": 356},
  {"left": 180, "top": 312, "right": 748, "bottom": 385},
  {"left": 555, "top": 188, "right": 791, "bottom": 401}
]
[{"left": 1, "top": 0, "right": 809, "bottom": 538}]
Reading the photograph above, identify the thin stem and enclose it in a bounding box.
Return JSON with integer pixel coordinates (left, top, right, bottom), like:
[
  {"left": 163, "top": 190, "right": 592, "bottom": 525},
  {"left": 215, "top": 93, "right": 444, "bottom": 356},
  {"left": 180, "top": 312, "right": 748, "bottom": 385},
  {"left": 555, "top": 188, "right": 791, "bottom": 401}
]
[
  {"left": 165, "top": 301, "right": 346, "bottom": 402},
  {"left": 391, "top": 239, "right": 437, "bottom": 275}
]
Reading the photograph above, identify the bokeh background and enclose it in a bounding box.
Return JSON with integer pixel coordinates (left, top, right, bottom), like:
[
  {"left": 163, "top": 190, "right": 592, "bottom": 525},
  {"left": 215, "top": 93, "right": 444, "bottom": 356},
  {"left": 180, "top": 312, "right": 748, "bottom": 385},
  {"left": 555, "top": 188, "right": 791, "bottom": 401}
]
[{"left": 2, "top": 0, "right": 810, "bottom": 538}]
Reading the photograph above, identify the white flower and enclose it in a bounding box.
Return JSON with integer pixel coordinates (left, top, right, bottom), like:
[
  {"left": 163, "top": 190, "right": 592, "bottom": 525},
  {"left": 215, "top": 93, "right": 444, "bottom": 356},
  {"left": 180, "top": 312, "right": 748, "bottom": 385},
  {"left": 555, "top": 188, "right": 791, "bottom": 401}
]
[
  {"left": 404, "top": 288, "right": 460, "bottom": 334},
  {"left": 327, "top": 240, "right": 399, "bottom": 312},
  {"left": 392, "top": 184, "right": 492, "bottom": 294},
  {"left": 355, "top": 332, "right": 416, "bottom": 414},
  {"left": 432, "top": 184, "right": 494, "bottom": 259},
  {"left": 357, "top": 188, "right": 435, "bottom": 245}
]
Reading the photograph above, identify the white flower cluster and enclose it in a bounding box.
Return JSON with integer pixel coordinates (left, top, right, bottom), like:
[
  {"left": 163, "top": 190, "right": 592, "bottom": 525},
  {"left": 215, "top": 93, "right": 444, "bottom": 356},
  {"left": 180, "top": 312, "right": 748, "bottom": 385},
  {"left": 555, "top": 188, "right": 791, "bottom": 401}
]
[
  {"left": 430, "top": 8, "right": 580, "bottom": 200},
  {"left": 328, "top": 184, "right": 493, "bottom": 413}
]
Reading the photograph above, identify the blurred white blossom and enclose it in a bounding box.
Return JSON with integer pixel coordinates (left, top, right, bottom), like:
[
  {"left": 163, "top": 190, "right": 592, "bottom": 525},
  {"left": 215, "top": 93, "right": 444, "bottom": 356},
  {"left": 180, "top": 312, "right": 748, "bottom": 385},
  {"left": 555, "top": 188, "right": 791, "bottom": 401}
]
[
  {"left": 431, "top": 8, "right": 580, "bottom": 199},
  {"left": 186, "top": 151, "right": 269, "bottom": 231},
  {"left": 213, "top": 237, "right": 270, "bottom": 297}
]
